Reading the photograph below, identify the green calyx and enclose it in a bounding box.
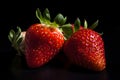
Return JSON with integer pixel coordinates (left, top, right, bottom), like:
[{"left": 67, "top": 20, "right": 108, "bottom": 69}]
[
  {"left": 36, "top": 8, "right": 72, "bottom": 40},
  {"left": 73, "top": 18, "right": 103, "bottom": 35},
  {"left": 8, "top": 26, "right": 23, "bottom": 56},
  {"left": 36, "top": 8, "right": 69, "bottom": 28},
  {"left": 89, "top": 19, "right": 99, "bottom": 29},
  {"left": 73, "top": 18, "right": 99, "bottom": 31},
  {"left": 73, "top": 18, "right": 81, "bottom": 32},
  {"left": 85, "top": 19, "right": 104, "bottom": 35}
]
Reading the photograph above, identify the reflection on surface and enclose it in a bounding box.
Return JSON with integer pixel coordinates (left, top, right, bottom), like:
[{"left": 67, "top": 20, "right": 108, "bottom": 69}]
[{"left": 10, "top": 55, "right": 109, "bottom": 80}]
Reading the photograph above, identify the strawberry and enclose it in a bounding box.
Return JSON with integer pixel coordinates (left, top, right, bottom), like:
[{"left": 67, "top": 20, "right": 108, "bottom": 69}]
[
  {"left": 8, "top": 8, "right": 71, "bottom": 68},
  {"left": 63, "top": 18, "right": 106, "bottom": 71}
]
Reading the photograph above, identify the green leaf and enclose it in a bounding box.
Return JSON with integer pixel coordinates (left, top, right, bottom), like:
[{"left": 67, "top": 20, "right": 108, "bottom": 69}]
[
  {"left": 61, "top": 24, "right": 73, "bottom": 39},
  {"left": 8, "top": 26, "right": 23, "bottom": 55},
  {"left": 36, "top": 8, "right": 43, "bottom": 23},
  {"left": 8, "top": 35, "right": 12, "bottom": 43},
  {"left": 74, "top": 18, "right": 81, "bottom": 32},
  {"left": 43, "top": 8, "right": 51, "bottom": 20},
  {"left": 8, "top": 29, "right": 16, "bottom": 44},
  {"left": 84, "top": 19, "right": 88, "bottom": 29},
  {"left": 89, "top": 20, "right": 99, "bottom": 29},
  {"left": 9, "top": 29, "right": 15, "bottom": 39},
  {"left": 17, "top": 26, "right": 21, "bottom": 32},
  {"left": 63, "top": 17, "right": 67, "bottom": 24},
  {"left": 61, "top": 24, "right": 71, "bottom": 27},
  {"left": 54, "top": 13, "right": 66, "bottom": 25},
  {"left": 15, "top": 26, "right": 22, "bottom": 42},
  {"left": 99, "top": 32, "right": 104, "bottom": 35},
  {"left": 17, "top": 37, "right": 23, "bottom": 45}
]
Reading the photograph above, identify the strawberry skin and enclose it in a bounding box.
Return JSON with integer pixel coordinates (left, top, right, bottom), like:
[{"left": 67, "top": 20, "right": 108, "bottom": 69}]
[
  {"left": 64, "top": 29, "right": 106, "bottom": 71},
  {"left": 25, "top": 23, "right": 64, "bottom": 68},
  {"left": 63, "top": 19, "right": 106, "bottom": 71}
]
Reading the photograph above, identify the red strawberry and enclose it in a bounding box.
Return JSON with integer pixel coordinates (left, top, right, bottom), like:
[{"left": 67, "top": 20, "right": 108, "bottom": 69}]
[
  {"left": 8, "top": 8, "right": 71, "bottom": 68},
  {"left": 63, "top": 18, "right": 106, "bottom": 71},
  {"left": 25, "top": 24, "right": 65, "bottom": 68}
]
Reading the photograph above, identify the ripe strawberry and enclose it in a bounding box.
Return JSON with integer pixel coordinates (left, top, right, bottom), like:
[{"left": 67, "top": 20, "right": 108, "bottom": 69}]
[
  {"left": 8, "top": 8, "right": 71, "bottom": 68},
  {"left": 63, "top": 18, "right": 106, "bottom": 71}
]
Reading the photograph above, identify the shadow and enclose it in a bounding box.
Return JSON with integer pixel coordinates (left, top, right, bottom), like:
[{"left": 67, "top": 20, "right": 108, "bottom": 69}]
[{"left": 9, "top": 54, "right": 109, "bottom": 80}]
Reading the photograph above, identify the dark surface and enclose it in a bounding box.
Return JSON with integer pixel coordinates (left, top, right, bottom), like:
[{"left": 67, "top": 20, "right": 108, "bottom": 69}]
[
  {"left": 0, "top": 50, "right": 120, "bottom": 80},
  {"left": 0, "top": 0, "right": 120, "bottom": 80}
]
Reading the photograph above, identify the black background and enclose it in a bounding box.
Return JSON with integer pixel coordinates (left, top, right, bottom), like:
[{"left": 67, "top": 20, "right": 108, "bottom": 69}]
[{"left": 0, "top": 0, "right": 120, "bottom": 80}]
